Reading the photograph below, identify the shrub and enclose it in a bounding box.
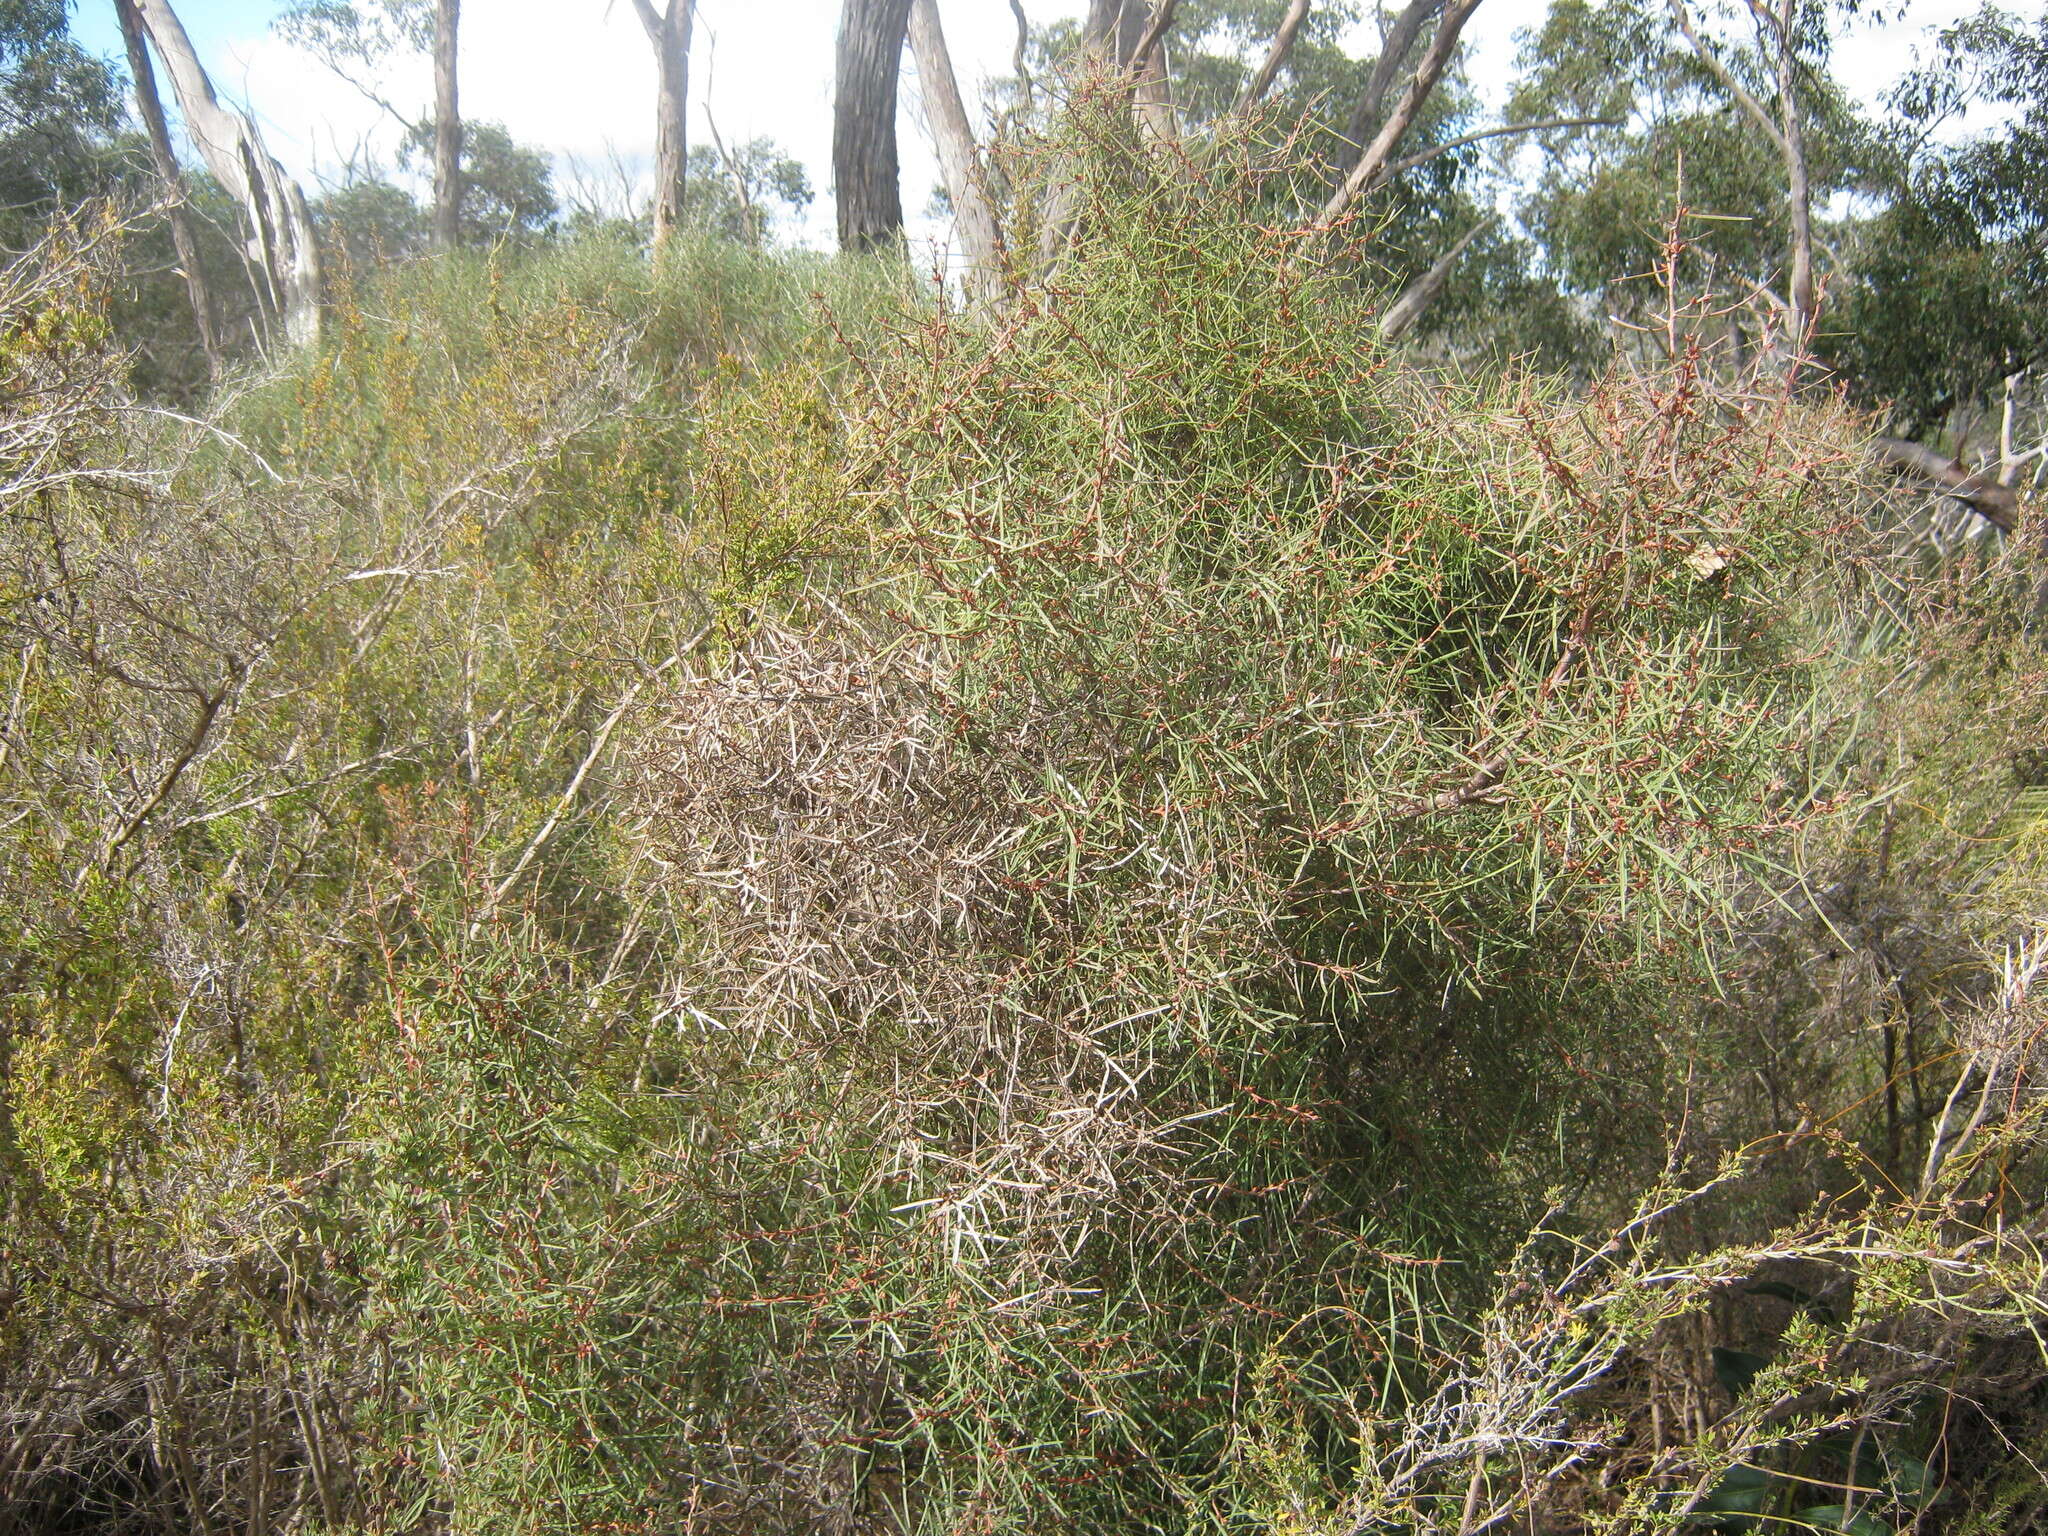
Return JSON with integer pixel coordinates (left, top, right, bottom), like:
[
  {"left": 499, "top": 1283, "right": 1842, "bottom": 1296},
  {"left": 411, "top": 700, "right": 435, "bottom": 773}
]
[
  {"left": 0, "top": 145, "right": 2042, "bottom": 1536},
  {"left": 618, "top": 153, "right": 2010, "bottom": 1531}
]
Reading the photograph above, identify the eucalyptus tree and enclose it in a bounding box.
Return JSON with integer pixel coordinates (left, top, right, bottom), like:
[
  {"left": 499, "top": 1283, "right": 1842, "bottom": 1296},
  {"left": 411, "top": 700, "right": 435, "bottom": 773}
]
[
  {"left": 909, "top": 0, "right": 1004, "bottom": 301},
  {"left": 1, "top": 2, "right": 260, "bottom": 388},
  {"left": 1508, "top": 0, "right": 1881, "bottom": 357},
  {"left": 627, "top": 0, "right": 693, "bottom": 252},
  {"left": 126, "top": 0, "right": 324, "bottom": 345},
  {"left": 112, "top": 0, "right": 217, "bottom": 374},
  {"left": 905, "top": 1, "right": 1540, "bottom": 343},
  {"left": 834, "top": 0, "right": 913, "bottom": 251},
  {"left": 431, "top": 0, "right": 459, "bottom": 248},
  {"left": 1511, "top": 0, "right": 2047, "bottom": 475},
  {"left": 681, "top": 138, "right": 811, "bottom": 245},
  {"left": 277, "top": 0, "right": 464, "bottom": 248},
  {"left": 1825, "top": 6, "right": 2048, "bottom": 458},
  {"left": 1138, "top": 3, "right": 1613, "bottom": 356}
]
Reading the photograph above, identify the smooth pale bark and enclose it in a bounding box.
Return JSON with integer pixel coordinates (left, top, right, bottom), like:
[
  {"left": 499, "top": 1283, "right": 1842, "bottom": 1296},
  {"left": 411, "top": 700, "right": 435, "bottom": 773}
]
[
  {"left": 1236, "top": 0, "right": 1312, "bottom": 113},
  {"left": 1113, "top": 0, "right": 1145, "bottom": 62},
  {"left": 909, "top": 0, "right": 1004, "bottom": 304},
  {"left": 1135, "top": 38, "right": 1176, "bottom": 140},
  {"left": 1379, "top": 217, "right": 1488, "bottom": 340},
  {"left": 1666, "top": 0, "right": 1782, "bottom": 148},
  {"left": 629, "top": 0, "right": 694, "bottom": 251},
  {"left": 129, "top": 0, "right": 322, "bottom": 346},
  {"left": 1125, "top": 0, "right": 1178, "bottom": 72},
  {"left": 1871, "top": 437, "right": 2020, "bottom": 534},
  {"left": 1772, "top": 0, "right": 1815, "bottom": 340},
  {"left": 432, "top": 0, "right": 462, "bottom": 251},
  {"left": 1999, "top": 373, "right": 2029, "bottom": 486},
  {"left": 835, "top": 0, "right": 914, "bottom": 252},
  {"left": 1082, "top": 0, "right": 1120, "bottom": 46},
  {"left": 1333, "top": 0, "right": 1441, "bottom": 177},
  {"left": 1666, "top": 0, "right": 1815, "bottom": 343},
  {"left": 114, "top": 0, "right": 219, "bottom": 375},
  {"left": 1321, "top": 0, "right": 1484, "bottom": 223}
]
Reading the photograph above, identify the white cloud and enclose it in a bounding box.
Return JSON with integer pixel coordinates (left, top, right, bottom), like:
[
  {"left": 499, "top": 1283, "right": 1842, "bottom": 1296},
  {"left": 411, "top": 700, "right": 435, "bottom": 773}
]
[{"left": 213, "top": 29, "right": 424, "bottom": 183}]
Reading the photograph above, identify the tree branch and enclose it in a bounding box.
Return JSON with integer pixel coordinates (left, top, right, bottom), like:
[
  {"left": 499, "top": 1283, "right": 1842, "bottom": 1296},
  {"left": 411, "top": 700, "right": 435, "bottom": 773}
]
[
  {"left": 1235, "top": 0, "right": 1311, "bottom": 112},
  {"left": 130, "top": 0, "right": 323, "bottom": 343},
  {"left": 91, "top": 682, "right": 229, "bottom": 879},
  {"left": 1390, "top": 752, "right": 1509, "bottom": 818},
  {"left": 1665, "top": 0, "right": 1786, "bottom": 154},
  {"left": 1871, "top": 437, "right": 2021, "bottom": 533},
  {"left": 1378, "top": 215, "right": 1491, "bottom": 340},
  {"left": 1008, "top": 0, "right": 1032, "bottom": 108},
  {"left": 1377, "top": 116, "right": 1620, "bottom": 180},
  {"left": 114, "top": 0, "right": 220, "bottom": 377},
  {"left": 1336, "top": 0, "right": 1441, "bottom": 175},
  {"left": 1770, "top": 0, "right": 1815, "bottom": 338},
  {"left": 1321, "top": 0, "right": 1485, "bottom": 223},
  {"left": 1127, "top": 0, "right": 1180, "bottom": 78},
  {"left": 490, "top": 651, "right": 690, "bottom": 907}
]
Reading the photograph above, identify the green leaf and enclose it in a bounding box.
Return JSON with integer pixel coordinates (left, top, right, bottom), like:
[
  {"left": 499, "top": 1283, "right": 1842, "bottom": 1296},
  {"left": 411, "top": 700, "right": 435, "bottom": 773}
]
[
  {"left": 1882, "top": 1453, "right": 1929, "bottom": 1494},
  {"left": 1697, "top": 1463, "right": 1773, "bottom": 1530},
  {"left": 1882, "top": 1454, "right": 1947, "bottom": 1507},
  {"left": 1796, "top": 1505, "right": 1893, "bottom": 1536},
  {"left": 1712, "top": 1346, "right": 1771, "bottom": 1398},
  {"left": 1708, "top": 1465, "right": 1772, "bottom": 1499},
  {"left": 1813, "top": 1436, "right": 1946, "bottom": 1509}
]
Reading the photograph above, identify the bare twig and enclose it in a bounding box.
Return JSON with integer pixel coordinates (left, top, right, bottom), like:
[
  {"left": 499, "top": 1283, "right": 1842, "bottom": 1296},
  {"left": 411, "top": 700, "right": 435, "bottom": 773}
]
[
  {"left": 1377, "top": 116, "right": 1619, "bottom": 180},
  {"left": 490, "top": 646, "right": 698, "bottom": 906}
]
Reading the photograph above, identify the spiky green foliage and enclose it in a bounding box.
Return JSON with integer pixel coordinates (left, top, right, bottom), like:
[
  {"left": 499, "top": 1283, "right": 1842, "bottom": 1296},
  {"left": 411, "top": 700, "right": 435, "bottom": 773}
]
[{"left": 0, "top": 138, "right": 2044, "bottom": 1536}]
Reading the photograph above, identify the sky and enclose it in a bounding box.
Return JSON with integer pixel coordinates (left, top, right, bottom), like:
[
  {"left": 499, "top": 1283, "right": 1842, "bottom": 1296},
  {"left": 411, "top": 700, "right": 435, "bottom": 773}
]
[{"left": 73, "top": 0, "right": 1996, "bottom": 255}]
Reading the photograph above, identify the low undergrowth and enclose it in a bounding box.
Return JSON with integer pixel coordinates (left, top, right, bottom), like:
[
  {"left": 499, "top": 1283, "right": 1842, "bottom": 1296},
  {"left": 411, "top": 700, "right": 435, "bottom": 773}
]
[{"left": 1, "top": 148, "right": 2045, "bottom": 1536}]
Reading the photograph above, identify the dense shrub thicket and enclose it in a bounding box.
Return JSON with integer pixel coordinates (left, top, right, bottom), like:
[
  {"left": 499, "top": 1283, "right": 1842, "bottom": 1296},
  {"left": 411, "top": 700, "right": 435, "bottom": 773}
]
[{"left": 2, "top": 145, "right": 2046, "bottom": 1536}]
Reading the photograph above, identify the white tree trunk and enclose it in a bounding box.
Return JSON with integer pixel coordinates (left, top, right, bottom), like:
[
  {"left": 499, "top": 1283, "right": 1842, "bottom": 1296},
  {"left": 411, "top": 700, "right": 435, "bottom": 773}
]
[
  {"left": 1134, "top": 33, "right": 1177, "bottom": 141},
  {"left": 433, "top": 0, "right": 462, "bottom": 251},
  {"left": 115, "top": 0, "right": 219, "bottom": 375},
  {"left": 630, "top": 0, "right": 694, "bottom": 252},
  {"left": 130, "top": 0, "right": 322, "bottom": 347},
  {"left": 1322, "top": 0, "right": 1484, "bottom": 224},
  {"left": 909, "top": 0, "right": 1003, "bottom": 306}
]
